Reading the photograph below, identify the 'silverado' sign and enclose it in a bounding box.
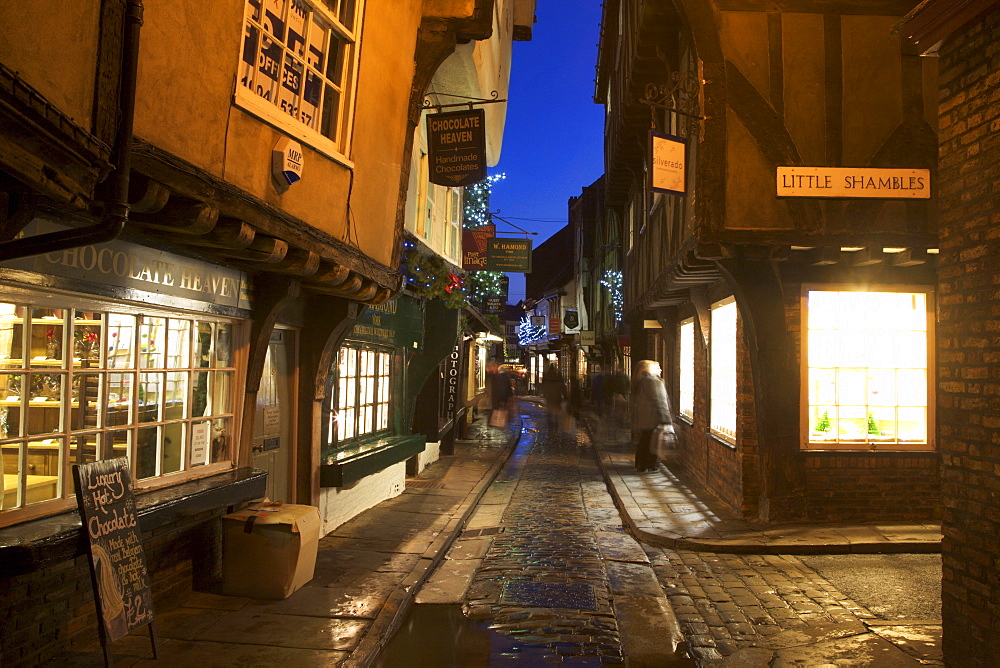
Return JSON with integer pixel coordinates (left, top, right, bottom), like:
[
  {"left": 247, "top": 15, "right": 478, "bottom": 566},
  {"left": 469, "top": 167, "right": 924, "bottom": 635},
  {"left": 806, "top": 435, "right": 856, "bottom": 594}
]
[{"left": 427, "top": 109, "right": 487, "bottom": 186}]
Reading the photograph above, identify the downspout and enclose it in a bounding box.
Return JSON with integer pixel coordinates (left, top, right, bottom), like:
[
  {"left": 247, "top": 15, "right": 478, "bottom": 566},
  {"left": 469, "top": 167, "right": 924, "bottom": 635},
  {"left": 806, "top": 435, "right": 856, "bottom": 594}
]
[{"left": 0, "top": 0, "right": 143, "bottom": 261}]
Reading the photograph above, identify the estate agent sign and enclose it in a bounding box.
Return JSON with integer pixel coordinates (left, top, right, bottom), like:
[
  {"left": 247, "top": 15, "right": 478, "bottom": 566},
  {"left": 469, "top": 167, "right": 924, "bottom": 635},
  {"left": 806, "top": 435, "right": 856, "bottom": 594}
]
[
  {"left": 776, "top": 166, "right": 931, "bottom": 198},
  {"left": 486, "top": 238, "right": 532, "bottom": 273},
  {"left": 427, "top": 109, "right": 487, "bottom": 186}
]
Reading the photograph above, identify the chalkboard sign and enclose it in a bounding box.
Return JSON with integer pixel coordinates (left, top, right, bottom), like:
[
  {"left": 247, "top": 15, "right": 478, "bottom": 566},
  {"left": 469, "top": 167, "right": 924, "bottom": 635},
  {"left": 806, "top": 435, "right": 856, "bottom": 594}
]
[{"left": 73, "top": 458, "right": 156, "bottom": 654}]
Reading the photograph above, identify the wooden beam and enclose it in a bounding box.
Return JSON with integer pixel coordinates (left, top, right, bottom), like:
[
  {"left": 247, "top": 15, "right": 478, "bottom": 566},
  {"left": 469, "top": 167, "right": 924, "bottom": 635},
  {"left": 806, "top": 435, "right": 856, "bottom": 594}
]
[
  {"left": 851, "top": 247, "right": 885, "bottom": 267},
  {"left": 888, "top": 247, "right": 928, "bottom": 267},
  {"left": 270, "top": 248, "right": 321, "bottom": 277},
  {"left": 195, "top": 218, "right": 256, "bottom": 249},
  {"left": 804, "top": 246, "right": 841, "bottom": 265},
  {"left": 310, "top": 261, "right": 352, "bottom": 286},
  {"left": 220, "top": 235, "right": 288, "bottom": 264},
  {"left": 132, "top": 201, "right": 218, "bottom": 235},
  {"left": 127, "top": 174, "right": 170, "bottom": 214}
]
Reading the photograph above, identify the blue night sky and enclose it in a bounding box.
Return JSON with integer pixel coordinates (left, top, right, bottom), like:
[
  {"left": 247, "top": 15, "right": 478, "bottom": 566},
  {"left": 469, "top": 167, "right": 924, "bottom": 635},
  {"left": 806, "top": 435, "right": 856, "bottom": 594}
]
[{"left": 490, "top": 0, "right": 605, "bottom": 304}]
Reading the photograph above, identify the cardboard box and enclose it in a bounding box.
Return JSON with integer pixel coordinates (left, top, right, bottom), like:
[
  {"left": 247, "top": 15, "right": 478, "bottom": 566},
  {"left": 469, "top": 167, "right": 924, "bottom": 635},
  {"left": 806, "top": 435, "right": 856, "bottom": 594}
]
[{"left": 222, "top": 502, "right": 320, "bottom": 599}]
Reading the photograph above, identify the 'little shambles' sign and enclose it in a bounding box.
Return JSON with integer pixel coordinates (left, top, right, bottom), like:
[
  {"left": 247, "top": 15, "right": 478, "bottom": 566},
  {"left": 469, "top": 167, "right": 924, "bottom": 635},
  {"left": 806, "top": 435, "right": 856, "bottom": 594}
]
[
  {"left": 486, "top": 238, "right": 532, "bottom": 273},
  {"left": 776, "top": 166, "right": 931, "bottom": 198},
  {"left": 427, "top": 109, "right": 487, "bottom": 186},
  {"left": 73, "top": 459, "right": 155, "bottom": 644}
]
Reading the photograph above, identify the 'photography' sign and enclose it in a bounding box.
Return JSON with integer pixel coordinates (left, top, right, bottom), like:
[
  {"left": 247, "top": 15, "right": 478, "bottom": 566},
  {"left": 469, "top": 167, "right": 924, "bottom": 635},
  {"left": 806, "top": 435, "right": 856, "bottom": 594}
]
[{"left": 427, "top": 109, "right": 487, "bottom": 186}]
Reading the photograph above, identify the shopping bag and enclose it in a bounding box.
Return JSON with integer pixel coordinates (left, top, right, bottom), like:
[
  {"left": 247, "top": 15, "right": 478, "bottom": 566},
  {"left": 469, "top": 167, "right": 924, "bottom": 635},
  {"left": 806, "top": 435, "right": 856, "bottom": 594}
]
[
  {"left": 654, "top": 423, "right": 677, "bottom": 459},
  {"left": 489, "top": 408, "right": 508, "bottom": 428}
]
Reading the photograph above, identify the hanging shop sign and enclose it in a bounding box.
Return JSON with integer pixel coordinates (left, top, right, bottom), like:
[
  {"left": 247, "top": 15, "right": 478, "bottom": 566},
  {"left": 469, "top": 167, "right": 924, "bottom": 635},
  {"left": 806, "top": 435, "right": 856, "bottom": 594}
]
[
  {"left": 563, "top": 309, "right": 580, "bottom": 332},
  {"left": 427, "top": 109, "right": 487, "bottom": 186},
  {"left": 483, "top": 295, "right": 504, "bottom": 315},
  {"left": 580, "top": 330, "right": 596, "bottom": 346},
  {"left": 462, "top": 224, "right": 495, "bottom": 270},
  {"left": 486, "top": 238, "right": 532, "bottom": 273},
  {"left": 650, "top": 131, "right": 687, "bottom": 196},
  {"left": 776, "top": 166, "right": 931, "bottom": 198},
  {"left": 73, "top": 459, "right": 156, "bottom": 647},
  {"left": 548, "top": 314, "right": 561, "bottom": 336},
  {"left": 350, "top": 296, "right": 423, "bottom": 350}
]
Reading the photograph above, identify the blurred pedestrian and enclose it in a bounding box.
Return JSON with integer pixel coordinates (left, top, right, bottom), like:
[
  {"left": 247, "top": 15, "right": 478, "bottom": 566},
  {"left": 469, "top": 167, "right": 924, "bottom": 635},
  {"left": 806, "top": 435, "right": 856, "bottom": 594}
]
[
  {"left": 489, "top": 361, "right": 514, "bottom": 428},
  {"left": 631, "top": 359, "right": 672, "bottom": 472},
  {"left": 539, "top": 363, "right": 567, "bottom": 434}
]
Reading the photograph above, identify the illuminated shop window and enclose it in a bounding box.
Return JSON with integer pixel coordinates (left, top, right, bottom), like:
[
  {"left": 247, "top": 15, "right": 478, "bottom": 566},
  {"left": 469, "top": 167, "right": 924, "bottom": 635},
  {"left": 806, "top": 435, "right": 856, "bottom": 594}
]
[
  {"left": 238, "top": 0, "right": 362, "bottom": 158},
  {"left": 679, "top": 318, "right": 694, "bottom": 419},
  {"left": 332, "top": 345, "right": 391, "bottom": 443},
  {"left": 804, "top": 289, "right": 932, "bottom": 450},
  {"left": 0, "top": 302, "right": 237, "bottom": 519},
  {"left": 710, "top": 298, "right": 737, "bottom": 442}
]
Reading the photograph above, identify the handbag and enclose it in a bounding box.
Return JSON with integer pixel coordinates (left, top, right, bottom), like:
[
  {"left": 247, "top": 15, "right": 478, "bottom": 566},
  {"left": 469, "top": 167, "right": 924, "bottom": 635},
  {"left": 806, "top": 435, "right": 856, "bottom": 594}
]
[
  {"left": 489, "top": 407, "right": 508, "bottom": 428},
  {"left": 654, "top": 423, "right": 677, "bottom": 459}
]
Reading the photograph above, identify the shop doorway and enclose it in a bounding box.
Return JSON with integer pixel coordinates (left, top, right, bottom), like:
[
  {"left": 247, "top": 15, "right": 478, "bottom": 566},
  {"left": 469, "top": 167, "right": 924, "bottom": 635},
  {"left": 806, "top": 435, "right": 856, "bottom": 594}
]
[{"left": 252, "top": 328, "right": 297, "bottom": 503}]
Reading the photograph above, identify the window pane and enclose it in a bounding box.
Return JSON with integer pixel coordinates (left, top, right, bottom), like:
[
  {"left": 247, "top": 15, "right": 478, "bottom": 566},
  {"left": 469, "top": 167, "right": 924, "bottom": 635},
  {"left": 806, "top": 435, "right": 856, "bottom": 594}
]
[
  {"left": 25, "top": 438, "right": 61, "bottom": 504},
  {"left": 139, "top": 372, "right": 162, "bottom": 423},
  {"left": 0, "top": 373, "right": 23, "bottom": 438},
  {"left": 136, "top": 426, "right": 158, "bottom": 479},
  {"left": 0, "top": 303, "right": 25, "bottom": 367},
  {"left": 212, "top": 371, "right": 234, "bottom": 414},
  {"left": 140, "top": 317, "right": 166, "bottom": 368},
  {"left": 214, "top": 324, "right": 234, "bottom": 368},
  {"left": 72, "top": 313, "right": 103, "bottom": 364},
  {"left": 71, "top": 433, "right": 99, "bottom": 467},
  {"left": 211, "top": 417, "right": 232, "bottom": 464},
  {"left": 106, "top": 429, "right": 130, "bottom": 462},
  {"left": 192, "top": 371, "right": 211, "bottom": 417},
  {"left": 107, "top": 314, "right": 136, "bottom": 369},
  {"left": 71, "top": 373, "right": 102, "bottom": 430},
  {"left": 27, "top": 374, "right": 64, "bottom": 435},
  {"left": 107, "top": 373, "right": 134, "bottom": 427},
  {"left": 167, "top": 320, "right": 192, "bottom": 368},
  {"left": 31, "top": 308, "right": 67, "bottom": 369},
  {"left": 165, "top": 371, "right": 188, "bottom": 420},
  {"left": 162, "top": 421, "right": 184, "bottom": 475},
  {"left": 195, "top": 322, "right": 214, "bottom": 368}
]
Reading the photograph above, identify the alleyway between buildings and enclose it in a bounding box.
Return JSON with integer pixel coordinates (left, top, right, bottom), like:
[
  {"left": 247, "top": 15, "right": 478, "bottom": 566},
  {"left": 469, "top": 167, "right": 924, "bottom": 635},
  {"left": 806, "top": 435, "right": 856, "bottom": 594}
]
[{"left": 58, "top": 401, "right": 941, "bottom": 666}]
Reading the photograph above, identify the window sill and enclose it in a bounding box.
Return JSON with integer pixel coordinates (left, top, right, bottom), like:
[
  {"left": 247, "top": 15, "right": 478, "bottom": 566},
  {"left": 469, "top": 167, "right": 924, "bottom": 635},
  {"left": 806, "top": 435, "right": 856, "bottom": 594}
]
[
  {"left": 321, "top": 434, "right": 426, "bottom": 488},
  {"left": 0, "top": 467, "right": 266, "bottom": 577}
]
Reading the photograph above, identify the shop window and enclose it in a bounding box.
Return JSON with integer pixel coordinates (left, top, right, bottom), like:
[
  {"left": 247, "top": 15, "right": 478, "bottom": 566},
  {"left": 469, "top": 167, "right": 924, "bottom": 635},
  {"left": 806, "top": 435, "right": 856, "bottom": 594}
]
[
  {"left": 679, "top": 318, "right": 694, "bottom": 419},
  {"left": 0, "top": 303, "right": 237, "bottom": 519},
  {"left": 803, "top": 288, "right": 932, "bottom": 451},
  {"left": 710, "top": 297, "right": 737, "bottom": 442},
  {"left": 237, "top": 0, "right": 362, "bottom": 160},
  {"left": 332, "top": 345, "right": 391, "bottom": 443}
]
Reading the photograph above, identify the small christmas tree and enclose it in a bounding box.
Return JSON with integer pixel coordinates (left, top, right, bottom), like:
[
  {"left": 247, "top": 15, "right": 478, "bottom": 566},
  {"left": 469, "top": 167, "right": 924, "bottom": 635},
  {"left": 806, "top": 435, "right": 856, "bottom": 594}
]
[
  {"left": 867, "top": 413, "right": 880, "bottom": 435},
  {"left": 816, "top": 411, "right": 831, "bottom": 433}
]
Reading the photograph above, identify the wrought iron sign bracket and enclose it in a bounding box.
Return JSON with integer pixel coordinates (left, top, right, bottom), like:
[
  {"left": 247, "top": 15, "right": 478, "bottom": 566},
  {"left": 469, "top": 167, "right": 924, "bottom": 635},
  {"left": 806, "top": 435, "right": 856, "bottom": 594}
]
[
  {"left": 424, "top": 90, "right": 507, "bottom": 112},
  {"left": 639, "top": 73, "right": 708, "bottom": 126}
]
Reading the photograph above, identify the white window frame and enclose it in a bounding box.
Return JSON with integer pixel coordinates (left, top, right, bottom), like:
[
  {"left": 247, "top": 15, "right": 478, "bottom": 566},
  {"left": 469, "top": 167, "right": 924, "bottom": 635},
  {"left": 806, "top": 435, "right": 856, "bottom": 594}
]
[
  {"left": 0, "top": 297, "right": 240, "bottom": 526},
  {"left": 236, "top": 0, "right": 364, "bottom": 165},
  {"left": 331, "top": 344, "right": 391, "bottom": 445},
  {"left": 801, "top": 285, "right": 935, "bottom": 452},
  {"left": 710, "top": 297, "right": 737, "bottom": 443},
  {"left": 679, "top": 317, "right": 694, "bottom": 419}
]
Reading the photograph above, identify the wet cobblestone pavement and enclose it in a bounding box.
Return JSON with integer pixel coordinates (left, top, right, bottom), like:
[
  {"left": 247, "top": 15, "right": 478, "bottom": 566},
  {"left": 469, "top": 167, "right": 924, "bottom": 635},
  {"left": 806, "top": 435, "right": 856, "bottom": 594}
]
[{"left": 461, "top": 403, "right": 666, "bottom": 665}]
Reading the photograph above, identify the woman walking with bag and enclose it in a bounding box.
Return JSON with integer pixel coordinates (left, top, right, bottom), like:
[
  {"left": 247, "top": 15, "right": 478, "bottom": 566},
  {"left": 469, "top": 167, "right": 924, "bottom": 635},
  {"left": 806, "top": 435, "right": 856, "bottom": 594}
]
[{"left": 631, "top": 359, "right": 672, "bottom": 472}]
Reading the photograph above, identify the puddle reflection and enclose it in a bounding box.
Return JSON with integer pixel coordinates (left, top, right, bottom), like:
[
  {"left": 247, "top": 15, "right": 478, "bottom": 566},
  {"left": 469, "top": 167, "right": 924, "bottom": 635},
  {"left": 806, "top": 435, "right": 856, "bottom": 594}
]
[{"left": 375, "top": 604, "right": 562, "bottom": 667}]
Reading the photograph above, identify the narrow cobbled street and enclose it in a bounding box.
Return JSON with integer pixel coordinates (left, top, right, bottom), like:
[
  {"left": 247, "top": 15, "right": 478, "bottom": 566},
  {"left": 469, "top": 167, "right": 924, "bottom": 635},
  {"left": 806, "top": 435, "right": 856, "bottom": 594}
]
[{"left": 390, "top": 400, "right": 940, "bottom": 666}]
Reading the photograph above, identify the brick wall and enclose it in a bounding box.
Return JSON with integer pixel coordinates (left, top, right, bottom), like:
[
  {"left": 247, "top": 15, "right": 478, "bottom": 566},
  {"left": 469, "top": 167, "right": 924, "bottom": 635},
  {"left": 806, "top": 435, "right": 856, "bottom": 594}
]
[
  {"left": 935, "top": 11, "right": 1000, "bottom": 665},
  {"left": 802, "top": 454, "right": 940, "bottom": 521},
  {"left": 0, "top": 509, "right": 225, "bottom": 667}
]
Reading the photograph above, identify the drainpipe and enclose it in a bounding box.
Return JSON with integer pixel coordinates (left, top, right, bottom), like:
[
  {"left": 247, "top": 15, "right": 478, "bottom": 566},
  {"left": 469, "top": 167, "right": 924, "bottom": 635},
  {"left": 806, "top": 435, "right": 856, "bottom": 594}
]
[{"left": 0, "top": 0, "right": 143, "bottom": 261}]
